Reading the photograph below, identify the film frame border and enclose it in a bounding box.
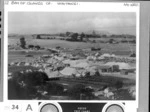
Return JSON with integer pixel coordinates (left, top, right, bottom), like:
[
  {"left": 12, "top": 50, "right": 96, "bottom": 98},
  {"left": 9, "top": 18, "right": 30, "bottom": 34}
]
[{"left": 0, "top": 1, "right": 149, "bottom": 112}]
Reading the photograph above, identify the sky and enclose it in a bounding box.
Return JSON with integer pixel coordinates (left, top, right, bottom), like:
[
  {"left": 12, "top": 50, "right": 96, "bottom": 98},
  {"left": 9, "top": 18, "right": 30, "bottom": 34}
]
[{"left": 8, "top": 12, "right": 136, "bottom": 35}]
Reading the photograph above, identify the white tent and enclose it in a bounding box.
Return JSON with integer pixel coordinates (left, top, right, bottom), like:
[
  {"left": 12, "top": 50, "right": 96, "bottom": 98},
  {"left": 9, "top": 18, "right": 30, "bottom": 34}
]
[
  {"left": 87, "top": 56, "right": 96, "bottom": 61},
  {"left": 54, "top": 56, "right": 64, "bottom": 61},
  {"left": 71, "top": 61, "right": 89, "bottom": 68},
  {"left": 101, "top": 53, "right": 111, "bottom": 57},
  {"left": 42, "top": 55, "right": 50, "bottom": 58},
  {"left": 100, "top": 53, "right": 116, "bottom": 58},
  {"left": 60, "top": 67, "right": 77, "bottom": 76},
  {"left": 24, "top": 62, "right": 31, "bottom": 66},
  {"left": 117, "top": 63, "right": 131, "bottom": 69},
  {"left": 62, "top": 59, "right": 71, "bottom": 64},
  {"left": 86, "top": 66, "right": 98, "bottom": 72},
  {"left": 63, "top": 59, "right": 89, "bottom": 68},
  {"left": 105, "top": 62, "right": 132, "bottom": 70},
  {"left": 45, "top": 68, "right": 61, "bottom": 79},
  {"left": 97, "top": 56, "right": 105, "bottom": 60}
]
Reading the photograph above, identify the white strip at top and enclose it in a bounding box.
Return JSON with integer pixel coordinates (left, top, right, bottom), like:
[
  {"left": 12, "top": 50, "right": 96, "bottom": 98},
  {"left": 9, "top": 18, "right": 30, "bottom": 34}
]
[{"left": 4, "top": 1, "right": 139, "bottom": 12}]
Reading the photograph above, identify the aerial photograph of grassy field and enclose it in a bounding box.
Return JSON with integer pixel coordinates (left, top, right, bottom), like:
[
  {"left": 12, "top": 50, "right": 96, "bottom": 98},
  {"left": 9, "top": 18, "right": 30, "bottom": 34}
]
[{"left": 8, "top": 12, "right": 137, "bottom": 100}]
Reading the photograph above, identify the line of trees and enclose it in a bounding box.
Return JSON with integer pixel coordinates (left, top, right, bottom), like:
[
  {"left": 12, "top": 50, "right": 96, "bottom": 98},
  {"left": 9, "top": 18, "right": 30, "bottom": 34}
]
[
  {"left": 28, "top": 45, "right": 41, "bottom": 50},
  {"left": 20, "top": 37, "right": 26, "bottom": 49}
]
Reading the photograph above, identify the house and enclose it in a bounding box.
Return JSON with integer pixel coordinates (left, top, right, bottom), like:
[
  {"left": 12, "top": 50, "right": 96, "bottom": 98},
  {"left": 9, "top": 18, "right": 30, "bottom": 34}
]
[
  {"left": 120, "top": 68, "right": 135, "bottom": 75},
  {"left": 105, "top": 62, "right": 135, "bottom": 74},
  {"left": 97, "top": 65, "right": 112, "bottom": 73}
]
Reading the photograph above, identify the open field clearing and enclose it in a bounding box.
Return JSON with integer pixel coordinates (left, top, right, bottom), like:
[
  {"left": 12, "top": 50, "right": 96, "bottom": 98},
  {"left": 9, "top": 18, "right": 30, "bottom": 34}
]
[{"left": 9, "top": 38, "right": 135, "bottom": 52}]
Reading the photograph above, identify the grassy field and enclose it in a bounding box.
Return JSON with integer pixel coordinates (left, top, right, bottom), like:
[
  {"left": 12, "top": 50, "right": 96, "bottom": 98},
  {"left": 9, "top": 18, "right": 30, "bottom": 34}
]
[
  {"left": 9, "top": 38, "right": 135, "bottom": 52},
  {"left": 9, "top": 37, "right": 135, "bottom": 58},
  {"left": 8, "top": 36, "right": 136, "bottom": 63},
  {"left": 8, "top": 35, "right": 136, "bottom": 60},
  {"left": 8, "top": 50, "right": 50, "bottom": 63}
]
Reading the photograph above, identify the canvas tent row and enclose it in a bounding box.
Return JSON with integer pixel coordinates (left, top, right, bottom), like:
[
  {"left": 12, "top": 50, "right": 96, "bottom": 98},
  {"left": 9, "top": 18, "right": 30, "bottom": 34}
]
[
  {"left": 100, "top": 53, "right": 116, "bottom": 58},
  {"left": 62, "top": 59, "right": 89, "bottom": 68},
  {"left": 59, "top": 67, "right": 77, "bottom": 76},
  {"left": 45, "top": 66, "right": 83, "bottom": 78},
  {"left": 71, "top": 61, "right": 89, "bottom": 68},
  {"left": 59, "top": 67, "right": 83, "bottom": 77},
  {"left": 105, "top": 62, "right": 135, "bottom": 70}
]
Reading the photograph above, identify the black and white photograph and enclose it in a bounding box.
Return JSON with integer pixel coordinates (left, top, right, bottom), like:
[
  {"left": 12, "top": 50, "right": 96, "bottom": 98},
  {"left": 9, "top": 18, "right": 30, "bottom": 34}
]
[{"left": 7, "top": 11, "right": 138, "bottom": 100}]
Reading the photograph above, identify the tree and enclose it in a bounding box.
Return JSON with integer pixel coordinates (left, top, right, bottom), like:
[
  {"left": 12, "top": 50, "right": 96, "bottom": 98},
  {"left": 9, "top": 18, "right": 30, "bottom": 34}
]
[
  {"left": 28, "top": 45, "right": 34, "bottom": 49},
  {"left": 66, "top": 32, "right": 71, "bottom": 36},
  {"left": 68, "top": 84, "right": 94, "bottom": 100},
  {"left": 68, "top": 84, "right": 86, "bottom": 99},
  {"left": 115, "top": 81, "right": 123, "bottom": 90},
  {"left": 34, "top": 45, "right": 41, "bottom": 50},
  {"left": 43, "top": 82, "right": 64, "bottom": 95},
  {"left": 11, "top": 71, "right": 49, "bottom": 87},
  {"left": 130, "top": 53, "right": 136, "bottom": 57},
  {"left": 80, "top": 32, "right": 85, "bottom": 41},
  {"left": 36, "top": 35, "right": 41, "bottom": 39},
  {"left": 102, "top": 34, "right": 107, "bottom": 38},
  {"left": 71, "top": 33, "right": 78, "bottom": 41},
  {"left": 8, "top": 79, "right": 21, "bottom": 99},
  {"left": 8, "top": 79, "right": 37, "bottom": 99},
  {"left": 20, "top": 37, "right": 26, "bottom": 49},
  {"left": 59, "top": 33, "right": 65, "bottom": 37},
  {"left": 109, "top": 39, "right": 114, "bottom": 44},
  {"left": 85, "top": 71, "right": 90, "bottom": 77},
  {"left": 112, "top": 65, "right": 120, "bottom": 72},
  {"left": 94, "top": 70, "right": 101, "bottom": 76},
  {"left": 8, "top": 71, "right": 50, "bottom": 99}
]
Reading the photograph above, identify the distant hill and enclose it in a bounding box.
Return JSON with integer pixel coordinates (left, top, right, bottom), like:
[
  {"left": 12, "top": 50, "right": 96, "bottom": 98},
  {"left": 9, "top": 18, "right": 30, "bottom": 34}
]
[
  {"left": 8, "top": 31, "right": 135, "bottom": 39},
  {"left": 85, "top": 30, "right": 111, "bottom": 35},
  {"left": 8, "top": 34, "right": 33, "bottom": 39}
]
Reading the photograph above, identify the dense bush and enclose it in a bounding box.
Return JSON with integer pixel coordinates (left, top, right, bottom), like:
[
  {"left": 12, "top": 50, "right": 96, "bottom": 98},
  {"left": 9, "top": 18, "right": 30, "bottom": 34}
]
[
  {"left": 20, "top": 37, "right": 26, "bottom": 49},
  {"left": 8, "top": 79, "right": 22, "bottom": 99},
  {"left": 28, "top": 45, "right": 34, "bottom": 49},
  {"left": 94, "top": 70, "right": 101, "bottom": 76},
  {"left": 36, "top": 35, "right": 41, "bottom": 39},
  {"left": 8, "top": 79, "right": 37, "bottom": 99},
  {"left": 91, "top": 47, "right": 101, "bottom": 51},
  {"left": 11, "top": 71, "right": 49, "bottom": 86},
  {"left": 34, "top": 45, "right": 41, "bottom": 50},
  {"left": 114, "top": 89, "right": 135, "bottom": 100},
  {"left": 42, "top": 82, "right": 64, "bottom": 95},
  {"left": 112, "top": 65, "right": 120, "bottom": 72},
  {"left": 115, "top": 80, "right": 123, "bottom": 90},
  {"left": 130, "top": 53, "right": 136, "bottom": 57},
  {"left": 8, "top": 71, "right": 49, "bottom": 99},
  {"left": 109, "top": 39, "right": 114, "bottom": 43},
  {"left": 84, "top": 71, "right": 91, "bottom": 77},
  {"left": 68, "top": 84, "right": 94, "bottom": 100}
]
